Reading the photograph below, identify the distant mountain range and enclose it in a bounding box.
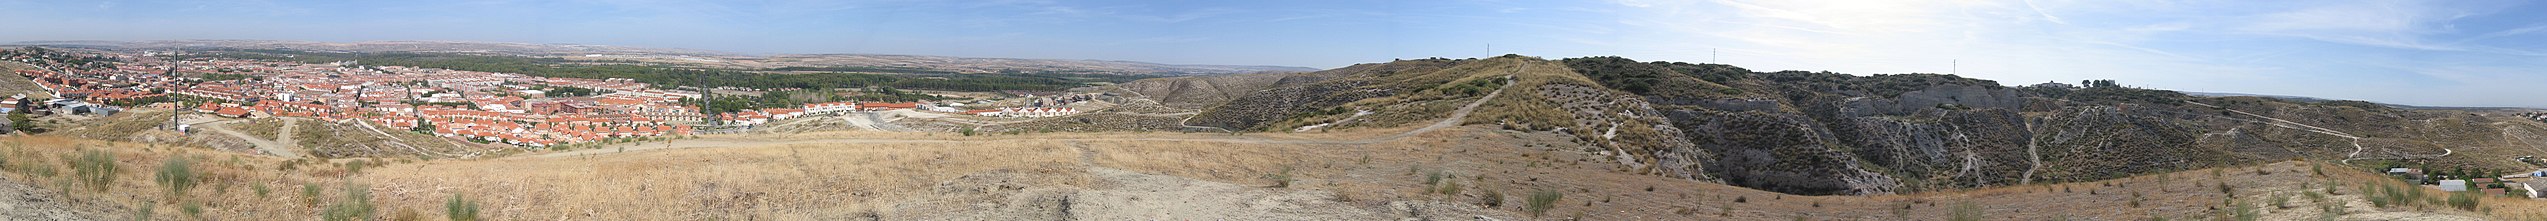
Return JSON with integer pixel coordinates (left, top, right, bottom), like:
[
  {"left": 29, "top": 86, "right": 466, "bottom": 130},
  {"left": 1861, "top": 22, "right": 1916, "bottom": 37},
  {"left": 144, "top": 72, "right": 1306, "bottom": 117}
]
[
  {"left": 6, "top": 40, "right": 1319, "bottom": 75},
  {"left": 2182, "top": 91, "right": 2541, "bottom": 111}
]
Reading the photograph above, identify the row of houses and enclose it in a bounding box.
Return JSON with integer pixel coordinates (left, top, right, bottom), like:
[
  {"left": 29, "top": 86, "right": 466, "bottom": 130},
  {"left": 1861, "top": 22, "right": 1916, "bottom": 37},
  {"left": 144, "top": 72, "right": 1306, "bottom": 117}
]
[
  {"left": 968, "top": 107, "right": 1078, "bottom": 118},
  {"left": 718, "top": 102, "right": 930, "bottom": 126}
]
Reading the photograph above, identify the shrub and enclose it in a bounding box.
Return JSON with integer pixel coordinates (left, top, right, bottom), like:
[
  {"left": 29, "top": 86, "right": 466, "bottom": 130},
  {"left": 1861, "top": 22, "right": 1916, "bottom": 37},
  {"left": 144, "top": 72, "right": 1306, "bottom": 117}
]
[
  {"left": 254, "top": 182, "right": 272, "bottom": 199},
  {"left": 321, "top": 183, "right": 375, "bottom": 221},
  {"left": 69, "top": 148, "right": 118, "bottom": 192},
  {"left": 2401, "top": 183, "right": 2425, "bottom": 207},
  {"left": 182, "top": 201, "right": 203, "bottom": 218},
  {"left": 1262, "top": 165, "right": 1294, "bottom": 188},
  {"left": 394, "top": 207, "right": 422, "bottom": 221},
  {"left": 1525, "top": 190, "right": 1563, "bottom": 217},
  {"left": 135, "top": 203, "right": 154, "bottom": 221},
  {"left": 2272, "top": 194, "right": 2291, "bottom": 209},
  {"left": 1436, "top": 181, "right": 1462, "bottom": 195},
  {"left": 301, "top": 183, "right": 323, "bottom": 208},
  {"left": 1424, "top": 171, "right": 1445, "bottom": 185},
  {"left": 2128, "top": 191, "right": 2142, "bottom": 208},
  {"left": 2312, "top": 163, "right": 2326, "bottom": 176},
  {"left": 446, "top": 193, "right": 481, "bottom": 221},
  {"left": 344, "top": 160, "right": 367, "bottom": 175},
  {"left": 2446, "top": 192, "right": 2479, "bottom": 211},
  {"left": 155, "top": 155, "right": 199, "bottom": 198},
  {"left": 2228, "top": 200, "right": 2259, "bottom": 221},
  {"left": 1482, "top": 190, "right": 1504, "bottom": 208},
  {"left": 2217, "top": 182, "right": 2234, "bottom": 196},
  {"left": 1949, "top": 202, "right": 1983, "bottom": 221}
]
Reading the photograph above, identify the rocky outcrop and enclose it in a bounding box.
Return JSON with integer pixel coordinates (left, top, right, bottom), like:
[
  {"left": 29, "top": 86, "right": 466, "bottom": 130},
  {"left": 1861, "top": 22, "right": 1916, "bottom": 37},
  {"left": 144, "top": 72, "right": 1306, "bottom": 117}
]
[
  {"left": 1183, "top": 59, "right": 1469, "bottom": 131},
  {"left": 1535, "top": 83, "right": 1709, "bottom": 180},
  {"left": 1118, "top": 72, "right": 1309, "bottom": 109}
]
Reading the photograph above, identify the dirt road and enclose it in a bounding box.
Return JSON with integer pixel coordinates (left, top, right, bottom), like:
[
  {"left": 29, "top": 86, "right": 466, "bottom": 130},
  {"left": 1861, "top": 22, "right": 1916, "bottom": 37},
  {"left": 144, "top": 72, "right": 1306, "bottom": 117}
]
[{"left": 198, "top": 120, "right": 303, "bottom": 158}]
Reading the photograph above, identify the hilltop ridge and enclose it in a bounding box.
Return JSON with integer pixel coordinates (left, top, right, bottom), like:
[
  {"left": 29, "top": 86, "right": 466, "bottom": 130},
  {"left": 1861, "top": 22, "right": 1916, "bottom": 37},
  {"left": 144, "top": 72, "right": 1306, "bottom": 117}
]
[{"left": 1119, "top": 55, "right": 2547, "bottom": 196}]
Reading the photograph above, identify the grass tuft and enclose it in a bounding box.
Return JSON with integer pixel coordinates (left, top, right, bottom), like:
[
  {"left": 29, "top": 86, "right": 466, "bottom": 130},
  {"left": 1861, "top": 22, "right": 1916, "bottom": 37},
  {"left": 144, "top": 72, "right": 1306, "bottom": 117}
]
[
  {"left": 1525, "top": 190, "right": 1562, "bottom": 217},
  {"left": 155, "top": 155, "right": 199, "bottom": 199},
  {"left": 447, "top": 193, "right": 481, "bottom": 221}
]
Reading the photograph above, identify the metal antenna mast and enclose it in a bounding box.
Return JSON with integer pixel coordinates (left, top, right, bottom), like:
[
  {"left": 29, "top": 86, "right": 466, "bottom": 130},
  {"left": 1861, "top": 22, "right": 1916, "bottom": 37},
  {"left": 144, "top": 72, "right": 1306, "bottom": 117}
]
[{"left": 166, "top": 60, "right": 180, "bottom": 131}]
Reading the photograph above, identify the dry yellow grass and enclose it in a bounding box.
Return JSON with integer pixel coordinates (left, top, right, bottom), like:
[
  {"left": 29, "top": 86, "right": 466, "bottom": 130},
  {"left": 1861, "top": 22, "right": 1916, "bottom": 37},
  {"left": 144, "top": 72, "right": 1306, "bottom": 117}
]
[{"left": 0, "top": 124, "right": 2536, "bottom": 220}]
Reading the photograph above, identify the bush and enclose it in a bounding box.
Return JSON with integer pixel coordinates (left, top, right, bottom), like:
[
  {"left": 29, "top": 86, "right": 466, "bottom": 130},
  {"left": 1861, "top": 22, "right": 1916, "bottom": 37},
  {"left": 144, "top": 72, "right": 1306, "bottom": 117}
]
[
  {"left": 1424, "top": 171, "right": 1445, "bottom": 185},
  {"left": 2228, "top": 200, "right": 2259, "bottom": 221},
  {"left": 255, "top": 182, "right": 272, "bottom": 199},
  {"left": 182, "top": 201, "right": 203, "bottom": 218},
  {"left": 155, "top": 155, "right": 199, "bottom": 198},
  {"left": 1262, "top": 165, "right": 1294, "bottom": 188},
  {"left": 135, "top": 203, "right": 154, "bottom": 221},
  {"left": 68, "top": 148, "right": 118, "bottom": 192},
  {"left": 344, "top": 160, "right": 367, "bottom": 175},
  {"left": 321, "top": 183, "right": 375, "bottom": 221},
  {"left": 2128, "top": 191, "right": 2142, "bottom": 208},
  {"left": 1949, "top": 202, "right": 1982, "bottom": 221},
  {"left": 446, "top": 193, "right": 480, "bottom": 221},
  {"left": 2217, "top": 182, "right": 2233, "bottom": 196},
  {"left": 394, "top": 207, "right": 422, "bottom": 221},
  {"left": 2272, "top": 194, "right": 2291, "bottom": 209},
  {"left": 301, "top": 183, "right": 323, "bottom": 208},
  {"left": 1482, "top": 190, "right": 1504, "bottom": 208},
  {"left": 1525, "top": 190, "right": 1563, "bottom": 217},
  {"left": 1436, "top": 181, "right": 1462, "bottom": 195},
  {"left": 2446, "top": 192, "right": 2479, "bottom": 211}
]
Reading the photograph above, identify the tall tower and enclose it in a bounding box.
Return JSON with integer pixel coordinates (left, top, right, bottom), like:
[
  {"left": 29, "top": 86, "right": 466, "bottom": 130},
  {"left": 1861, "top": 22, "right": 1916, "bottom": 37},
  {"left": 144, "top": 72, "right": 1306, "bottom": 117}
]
[{"left": 165, "top": 60, "right": 181, "bottom": 131}]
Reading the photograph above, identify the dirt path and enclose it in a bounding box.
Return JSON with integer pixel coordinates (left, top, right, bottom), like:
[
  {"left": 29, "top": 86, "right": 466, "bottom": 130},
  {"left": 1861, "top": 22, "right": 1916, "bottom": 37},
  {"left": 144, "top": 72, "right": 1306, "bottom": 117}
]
[
  {"left": 2021, "top": 118, "right": 2042, "bottom": 185},
  {"left": 2182, "top": 101, "right": 2408, "bottom": 164},
  {"left": 276, "top": 118, "right": 300, "bottom": 148},
  {"left": 199, "top": 120, "right": 303, "bottom": 158}
]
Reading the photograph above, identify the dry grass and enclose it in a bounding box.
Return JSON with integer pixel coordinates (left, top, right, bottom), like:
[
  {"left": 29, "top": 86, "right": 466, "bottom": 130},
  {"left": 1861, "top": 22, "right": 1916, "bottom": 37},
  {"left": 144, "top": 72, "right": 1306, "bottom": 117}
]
[{"left": 0, "top": 124, "right": 2532, "bottom": 220}]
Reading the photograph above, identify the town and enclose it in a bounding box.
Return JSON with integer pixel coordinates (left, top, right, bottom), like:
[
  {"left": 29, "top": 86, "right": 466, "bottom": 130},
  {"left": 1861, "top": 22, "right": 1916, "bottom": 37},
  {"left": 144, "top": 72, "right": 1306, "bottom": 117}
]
[{"left": 0, "top": 47, "right": 1089, "bottom": 148}]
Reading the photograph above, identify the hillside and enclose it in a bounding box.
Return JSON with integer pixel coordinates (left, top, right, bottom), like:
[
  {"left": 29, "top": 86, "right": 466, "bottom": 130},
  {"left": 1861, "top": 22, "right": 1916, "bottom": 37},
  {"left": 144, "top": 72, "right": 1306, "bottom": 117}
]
[
  {"left": 0, "top": 61, "right": 55, "bottom": 99},
  {"left": 0, "top": 128, "right": 2530, "bottom": 220},
  {"left": 1122, "top": 55, "right": 2547, "bottom": 196},
  {"left": 0, "top": 54, "right": 2541, "bottom": 220}
]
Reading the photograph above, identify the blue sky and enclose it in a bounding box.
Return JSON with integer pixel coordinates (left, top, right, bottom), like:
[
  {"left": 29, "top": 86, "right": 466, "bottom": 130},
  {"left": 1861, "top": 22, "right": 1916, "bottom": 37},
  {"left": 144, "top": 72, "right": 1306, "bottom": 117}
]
[{"left": 1, "top": 0, "right": 2543, "bottom": 107}]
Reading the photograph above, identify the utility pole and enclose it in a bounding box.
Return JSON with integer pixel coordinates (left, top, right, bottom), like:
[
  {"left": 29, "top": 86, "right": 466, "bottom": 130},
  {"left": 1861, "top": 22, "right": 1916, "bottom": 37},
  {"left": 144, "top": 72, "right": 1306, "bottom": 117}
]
[
  {"left": 165, "top": 60, "right": 180, "bottom": 131},
  {"left": 1952, "top": 59, "right": 1958, "bottom": 75}
]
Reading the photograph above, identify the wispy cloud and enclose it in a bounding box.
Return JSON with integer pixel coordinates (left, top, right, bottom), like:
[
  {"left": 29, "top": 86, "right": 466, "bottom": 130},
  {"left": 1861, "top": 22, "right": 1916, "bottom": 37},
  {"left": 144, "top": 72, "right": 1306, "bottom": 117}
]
[{"left": 1597, "top": 0, "right": 2547, "bottom": 107}]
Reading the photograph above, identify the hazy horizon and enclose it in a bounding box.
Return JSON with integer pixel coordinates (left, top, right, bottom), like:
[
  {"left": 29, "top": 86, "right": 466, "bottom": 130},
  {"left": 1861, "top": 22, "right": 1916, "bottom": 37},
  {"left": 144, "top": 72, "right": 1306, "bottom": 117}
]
[{"left": 1, "top": 0, "right": 2542, "bottom": 108}]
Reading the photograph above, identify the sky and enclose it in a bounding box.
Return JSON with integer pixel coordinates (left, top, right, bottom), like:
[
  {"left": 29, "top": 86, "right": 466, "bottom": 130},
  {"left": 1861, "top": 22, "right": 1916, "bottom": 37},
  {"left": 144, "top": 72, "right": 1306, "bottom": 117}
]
[{"left": 0, "top": 0, "right": 2543, "bottom": 107}]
